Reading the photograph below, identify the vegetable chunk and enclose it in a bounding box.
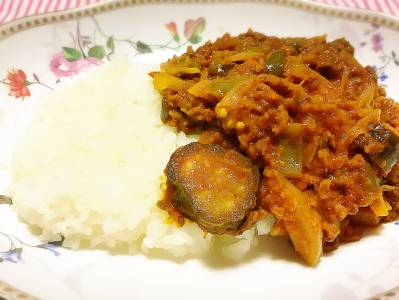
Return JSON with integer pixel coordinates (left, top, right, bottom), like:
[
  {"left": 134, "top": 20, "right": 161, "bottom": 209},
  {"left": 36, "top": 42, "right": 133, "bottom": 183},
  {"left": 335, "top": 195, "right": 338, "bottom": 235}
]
[
  {"left": 154, "top": 30, "right": 399, "bottom": 265},
  {"left": 261, "top": 170, "right": 322, "bottom": 266},
  {"left": 166, "top": 142, "right": 259, "bottom": 234}
]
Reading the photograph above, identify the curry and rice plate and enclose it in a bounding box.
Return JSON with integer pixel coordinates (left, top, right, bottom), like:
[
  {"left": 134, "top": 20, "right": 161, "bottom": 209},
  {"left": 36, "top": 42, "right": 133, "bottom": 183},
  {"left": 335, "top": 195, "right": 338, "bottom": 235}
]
[{"left": 6, "top": 30, "right": 399, "bottom": 266}]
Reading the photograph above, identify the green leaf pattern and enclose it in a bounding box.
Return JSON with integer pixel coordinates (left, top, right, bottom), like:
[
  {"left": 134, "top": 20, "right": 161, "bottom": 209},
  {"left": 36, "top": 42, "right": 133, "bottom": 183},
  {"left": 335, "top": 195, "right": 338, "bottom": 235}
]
[
  {"left": 62, "top": 47, "right": 82, "bottom": 62},
  {"left": 136, "top": 41, "right": 152, "bottom": 53},
  {"left": 88, "top": 45, "right": 106, "bottom": 59},
  {"left": 106, "top": 36, "right": 115, "bottom": 51}
]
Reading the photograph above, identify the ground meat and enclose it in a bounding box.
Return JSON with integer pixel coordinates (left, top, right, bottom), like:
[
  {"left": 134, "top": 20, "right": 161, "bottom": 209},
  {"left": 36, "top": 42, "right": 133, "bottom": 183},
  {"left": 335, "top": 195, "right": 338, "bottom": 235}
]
[{"left": 152, "top": 30, "right": 399, "bottom": 265}]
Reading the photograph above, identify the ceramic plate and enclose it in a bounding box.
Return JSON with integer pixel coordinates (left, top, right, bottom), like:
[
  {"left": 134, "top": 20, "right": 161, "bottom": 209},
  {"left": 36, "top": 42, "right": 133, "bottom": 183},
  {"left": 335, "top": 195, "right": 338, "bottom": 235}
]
[{"left": 0, "top": 1, "right": 399, "bottom": 299}]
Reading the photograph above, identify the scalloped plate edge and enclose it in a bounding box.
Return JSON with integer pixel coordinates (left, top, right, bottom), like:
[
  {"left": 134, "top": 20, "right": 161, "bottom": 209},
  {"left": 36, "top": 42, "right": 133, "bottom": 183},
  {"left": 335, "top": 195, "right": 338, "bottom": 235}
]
[
  {"left": 0, "top": 0, "right": 399, "bottom": 41},
  {"left": 0, "top": 1, "right": 399, "bottom": 299}
]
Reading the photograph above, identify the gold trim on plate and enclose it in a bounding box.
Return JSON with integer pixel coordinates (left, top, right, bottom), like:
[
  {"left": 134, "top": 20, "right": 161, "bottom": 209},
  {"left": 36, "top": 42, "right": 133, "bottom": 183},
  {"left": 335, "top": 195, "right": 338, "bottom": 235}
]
[
  {"left": 0, "top": 1, "right": 398, "bottom": 299},
  {"left": 0, "top": 281, "right": 39, "bottom": 300},
  {"left": 367, "top": 286, "right": 399, "bottom": 300},
  {"left": 0, "top": 0, "right": 399, "bottom": 40}
]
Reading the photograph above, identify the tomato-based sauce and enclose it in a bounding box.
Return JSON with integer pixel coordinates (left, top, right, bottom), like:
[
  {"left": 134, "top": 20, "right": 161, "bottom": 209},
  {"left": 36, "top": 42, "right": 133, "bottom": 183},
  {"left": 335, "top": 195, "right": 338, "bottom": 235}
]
[{"left": 153, "top": 30, "right": 399, "bottom": 265}]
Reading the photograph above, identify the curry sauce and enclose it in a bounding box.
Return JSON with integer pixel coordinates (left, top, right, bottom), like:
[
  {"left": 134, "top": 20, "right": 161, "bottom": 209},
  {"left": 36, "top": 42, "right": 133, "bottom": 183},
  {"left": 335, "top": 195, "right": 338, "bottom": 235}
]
[{"left": 153, "top": 30, "right": 399, "bottom": 265}]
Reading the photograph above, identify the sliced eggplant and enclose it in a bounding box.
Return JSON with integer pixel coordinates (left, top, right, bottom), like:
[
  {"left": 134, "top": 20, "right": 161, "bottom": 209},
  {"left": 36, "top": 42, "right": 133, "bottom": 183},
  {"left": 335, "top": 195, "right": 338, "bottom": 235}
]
[
  {"left": 369, "top": 124, "right": 399, "bottom": 176},
  {"left": 165, "top": 142, "right": 259, "bottom": 234}
]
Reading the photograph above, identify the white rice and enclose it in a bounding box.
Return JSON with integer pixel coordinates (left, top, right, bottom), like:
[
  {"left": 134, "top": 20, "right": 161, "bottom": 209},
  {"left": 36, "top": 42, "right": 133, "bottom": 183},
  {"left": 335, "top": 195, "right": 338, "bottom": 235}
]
[{"left": 7, "top": 57, "right": 273, "bottom": 259}]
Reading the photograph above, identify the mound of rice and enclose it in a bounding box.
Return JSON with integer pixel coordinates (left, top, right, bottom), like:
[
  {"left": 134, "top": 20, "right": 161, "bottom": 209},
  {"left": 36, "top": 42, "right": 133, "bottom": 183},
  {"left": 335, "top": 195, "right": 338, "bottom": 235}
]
[{"left": 7, "top": 57, "right": 273, "bottom": 259}]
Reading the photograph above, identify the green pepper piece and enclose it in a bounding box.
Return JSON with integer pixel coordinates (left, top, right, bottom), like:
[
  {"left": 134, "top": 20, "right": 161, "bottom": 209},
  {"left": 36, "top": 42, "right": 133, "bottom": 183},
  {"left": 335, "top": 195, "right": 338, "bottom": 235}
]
[
  {"left": 287, "top": 38, "right": 306, "bottom": 51},
  {"left": 277, "top": 124, "right": 304, "bottom": 177},
  {"left": 209, "top": 61, "right": 235, "bottom": 76},
  {"left": 266, "top": 51, "right": 286, "bottom": 77}
]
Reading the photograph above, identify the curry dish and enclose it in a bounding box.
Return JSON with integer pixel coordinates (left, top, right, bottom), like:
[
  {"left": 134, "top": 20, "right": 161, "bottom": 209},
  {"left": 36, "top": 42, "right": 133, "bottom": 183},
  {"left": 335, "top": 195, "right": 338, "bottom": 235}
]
[{"left": 152, "top": 30, "right": 399, "bottom": 266}]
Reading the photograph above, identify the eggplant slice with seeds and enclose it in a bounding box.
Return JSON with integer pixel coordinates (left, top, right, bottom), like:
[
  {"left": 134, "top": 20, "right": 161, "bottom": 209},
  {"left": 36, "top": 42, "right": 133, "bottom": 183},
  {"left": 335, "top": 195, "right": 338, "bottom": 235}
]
[{"left": 165, "top": 142, "right": 259, "bottom": 234}]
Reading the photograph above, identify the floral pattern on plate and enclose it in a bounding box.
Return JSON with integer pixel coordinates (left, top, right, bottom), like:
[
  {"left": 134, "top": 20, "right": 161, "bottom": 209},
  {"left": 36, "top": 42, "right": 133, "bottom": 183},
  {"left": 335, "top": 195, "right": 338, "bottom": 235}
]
[
  {"left": 0, "top": 69, "right": 52, "bottom": 100},
  {"left": 0, "top": 232, "right": 61, "bottom": 264},
  {"left": 0, "top": 197, "right": 61, "bottom": 264},
  {"left": 360, "top": 23, "right": 399, "bottom": 83},
  {"left": 49, "top": 17, "right": 206, "bottom": 76},
  {"left": 0, "top": 17, "right": 206, "bottom": 100},
  {"left": 0, "top": 3, "right": 399, "bottom": 299}
]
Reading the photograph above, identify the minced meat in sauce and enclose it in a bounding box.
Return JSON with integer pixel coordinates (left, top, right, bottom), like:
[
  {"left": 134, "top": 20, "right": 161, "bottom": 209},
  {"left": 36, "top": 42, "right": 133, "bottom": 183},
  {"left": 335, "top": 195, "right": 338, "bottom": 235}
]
[{"left": 152, "top": 30, "right": 399, "bottom": 265}]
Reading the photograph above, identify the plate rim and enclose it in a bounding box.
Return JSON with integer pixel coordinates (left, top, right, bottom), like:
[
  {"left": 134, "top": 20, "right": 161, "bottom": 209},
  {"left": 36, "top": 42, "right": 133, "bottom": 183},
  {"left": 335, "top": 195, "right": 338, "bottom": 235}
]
[
  {"left": 0, "top": 0, "right": 399, "bottom": 41},
  {"left": 0, "top": 1, "right": 399, "bottom": 299},
  {"left": 0, "top": 280, "right": 39, "bottom": 300}
]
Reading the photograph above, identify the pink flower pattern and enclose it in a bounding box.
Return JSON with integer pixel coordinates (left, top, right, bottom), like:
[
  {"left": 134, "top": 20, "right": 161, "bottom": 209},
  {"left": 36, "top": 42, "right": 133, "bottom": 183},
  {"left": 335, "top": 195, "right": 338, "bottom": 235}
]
[
  {"left": 371, "top": 33, "right": 383, "bottom": 52},
  {"left": 360, "top": 23, "right": 398, "bottom": 83},
  {"left": 165, "top": 22, "right": 179, "bottom": 41},
  {"left": 184, "top": 17, "right": 206, "bottom": 43},
  {"left": 49, "top": 52, "right": 102, "bottom": 78},
  {"left": 3, "top": 17, "right": 207, "bottom": 101}
]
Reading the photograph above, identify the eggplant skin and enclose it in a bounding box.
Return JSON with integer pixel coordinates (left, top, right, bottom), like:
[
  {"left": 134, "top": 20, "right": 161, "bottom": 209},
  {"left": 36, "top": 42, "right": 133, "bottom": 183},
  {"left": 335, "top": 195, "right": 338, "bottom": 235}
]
[{"left": 165, "top": 142, "right": 259, "bottom": 234}]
